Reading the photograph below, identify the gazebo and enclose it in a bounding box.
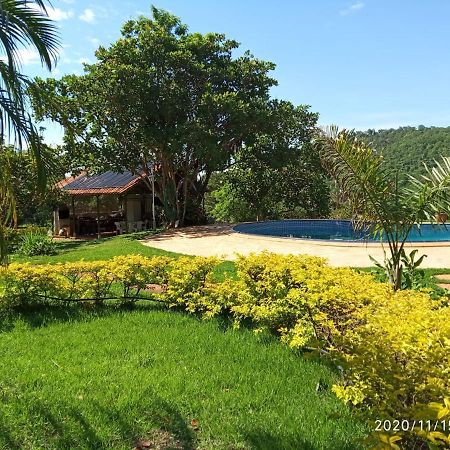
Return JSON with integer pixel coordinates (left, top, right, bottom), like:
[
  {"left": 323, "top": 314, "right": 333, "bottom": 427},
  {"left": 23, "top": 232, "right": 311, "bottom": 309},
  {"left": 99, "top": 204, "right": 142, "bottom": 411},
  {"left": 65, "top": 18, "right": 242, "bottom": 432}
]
[{"left": 54, "top": 170, "right": 158, "bottom": 238}]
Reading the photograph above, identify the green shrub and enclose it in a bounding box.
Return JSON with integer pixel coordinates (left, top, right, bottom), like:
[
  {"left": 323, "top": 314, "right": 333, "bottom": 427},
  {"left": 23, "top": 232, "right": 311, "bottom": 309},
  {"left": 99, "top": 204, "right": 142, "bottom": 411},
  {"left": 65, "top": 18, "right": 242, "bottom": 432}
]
[
  {"left": 5, "top": 226, "right": 50, "bottom": 253},
  {"left": 0, "top": 253, "right": 449, "bottom": 448},
  {"left": 18, "top": 232, "right": 57, "bottom": 256}
]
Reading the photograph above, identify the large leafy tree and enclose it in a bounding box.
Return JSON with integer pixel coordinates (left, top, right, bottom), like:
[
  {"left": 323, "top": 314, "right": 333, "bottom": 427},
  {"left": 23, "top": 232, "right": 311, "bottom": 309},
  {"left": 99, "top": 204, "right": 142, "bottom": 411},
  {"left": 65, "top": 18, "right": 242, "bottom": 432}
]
[
  {"left": 318, "top": 127, "right": 450, "bottom": 290},
  {"left": 7, "top": 146, "right": 65, "bottom": 225},
  {"left": 208, "top": 102, "right": 329, "bottom": 222},
  {"left": 32, "top": 7, "right": 284, "bottom": 226},
  {"left": 0, "top": 0, "right": 59, "bottom": 262}
]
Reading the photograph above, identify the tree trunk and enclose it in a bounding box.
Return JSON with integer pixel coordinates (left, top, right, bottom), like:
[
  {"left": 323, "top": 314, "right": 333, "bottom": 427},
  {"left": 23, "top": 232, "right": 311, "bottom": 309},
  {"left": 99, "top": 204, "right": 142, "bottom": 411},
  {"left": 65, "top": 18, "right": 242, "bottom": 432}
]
[{"left": 181, "top": 175, "right": 189, "bottom": 227}]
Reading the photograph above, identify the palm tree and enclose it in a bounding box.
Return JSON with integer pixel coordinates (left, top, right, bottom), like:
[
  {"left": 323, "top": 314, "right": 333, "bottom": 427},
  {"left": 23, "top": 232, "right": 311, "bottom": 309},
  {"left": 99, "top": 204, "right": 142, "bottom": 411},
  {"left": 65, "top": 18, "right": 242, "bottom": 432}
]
[
  {"left": 0, "top": 0, "right": 59, "bottom": 263},
  {"left": 317, "top": 126, "right": 450, "bottom": 290}
]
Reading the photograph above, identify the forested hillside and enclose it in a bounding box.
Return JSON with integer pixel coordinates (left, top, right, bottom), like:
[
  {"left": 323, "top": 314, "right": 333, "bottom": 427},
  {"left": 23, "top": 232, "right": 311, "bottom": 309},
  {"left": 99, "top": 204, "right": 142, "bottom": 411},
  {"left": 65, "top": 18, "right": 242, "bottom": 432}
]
[{"left": 358, "top": 126, "right": 450, "bottom": 177}]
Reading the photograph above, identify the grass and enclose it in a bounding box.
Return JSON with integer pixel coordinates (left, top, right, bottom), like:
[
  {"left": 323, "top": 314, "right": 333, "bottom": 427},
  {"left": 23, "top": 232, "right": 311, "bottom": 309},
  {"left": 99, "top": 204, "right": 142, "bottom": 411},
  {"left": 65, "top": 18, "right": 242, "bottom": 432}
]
[
  {"left": 10, "top": 231, "right": 237, "bottom": 280},
  {"left": 356, "top": 266, "right": 449, "bottom": 293},
  {"left": 11, "top": 231, "right": 178, "bottom": 264},
  {"left": 0, "top": 305, "right": 366, "bottom": 450},
  {"left": 2, "top": 231, "right": 445, "bottom": 448}
]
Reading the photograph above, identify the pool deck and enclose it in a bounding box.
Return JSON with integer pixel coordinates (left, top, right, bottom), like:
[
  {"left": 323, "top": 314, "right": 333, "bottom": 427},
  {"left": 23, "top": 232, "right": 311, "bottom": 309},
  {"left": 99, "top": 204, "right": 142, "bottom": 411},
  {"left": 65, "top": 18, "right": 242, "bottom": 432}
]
[{"left": 141, "top": 224, "right": 450, "bottom": 267}]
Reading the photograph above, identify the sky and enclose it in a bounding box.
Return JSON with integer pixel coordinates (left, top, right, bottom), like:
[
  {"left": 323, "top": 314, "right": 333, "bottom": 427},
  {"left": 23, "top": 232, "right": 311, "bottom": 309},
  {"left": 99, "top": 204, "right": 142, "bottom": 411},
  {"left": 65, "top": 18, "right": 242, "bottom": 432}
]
[{"left": 20, "top": 0, "right": 450, "bottom": 145}]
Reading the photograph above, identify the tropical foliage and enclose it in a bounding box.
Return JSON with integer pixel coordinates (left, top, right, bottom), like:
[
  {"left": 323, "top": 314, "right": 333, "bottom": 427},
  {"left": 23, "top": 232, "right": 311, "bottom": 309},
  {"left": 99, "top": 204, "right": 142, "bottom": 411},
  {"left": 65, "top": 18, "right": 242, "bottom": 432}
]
[
  {"left": 17, "top": 231, "right": 56, "bottom": 256},
  {"left": 31, "top": 7, "right": 319, "bottom": 226},
  {"left": 206, "top": 103, "right": 329, "bottom": 222},
  {"left": 0, "top": 0, "right": 59, "bottom": 263},
  {"left": 317, "top": 127, "right": 450, "bottom": 290},
  {"left": 0, "top": 0, "right": 58, "bottom": 147},
  {"left": 7, "top": 147, "right": 65, "bottom": 225},
  {"left": 1, "top": 252, "right": 449, "bottom": 448}
]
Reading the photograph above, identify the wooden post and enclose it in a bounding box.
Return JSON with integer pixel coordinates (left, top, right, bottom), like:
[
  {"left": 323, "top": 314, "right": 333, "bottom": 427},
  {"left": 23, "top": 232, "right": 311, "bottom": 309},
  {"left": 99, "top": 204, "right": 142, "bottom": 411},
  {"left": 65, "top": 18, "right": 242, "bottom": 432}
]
[
  {"left": 123, "top": 194, "right": 128, "bottom": 233},
  {"left": 151, "top": 164, "right": 156, "bottom": 229},
  {"left": 71, "top": 196, "right": 76, "bottom": 238},
  {"left": 53, "top": 209, "right": 60, "bottom": 236},
  {"left": 96, "top": 195, "right": 101, "bottom": 239}
]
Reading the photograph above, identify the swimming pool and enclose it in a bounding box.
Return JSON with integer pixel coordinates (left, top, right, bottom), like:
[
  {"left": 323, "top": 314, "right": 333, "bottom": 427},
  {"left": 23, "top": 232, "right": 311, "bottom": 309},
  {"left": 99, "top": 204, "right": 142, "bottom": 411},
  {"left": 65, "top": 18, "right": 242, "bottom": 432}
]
[{"left": 233, "top": 220, "right": 450, "bottom": 242}]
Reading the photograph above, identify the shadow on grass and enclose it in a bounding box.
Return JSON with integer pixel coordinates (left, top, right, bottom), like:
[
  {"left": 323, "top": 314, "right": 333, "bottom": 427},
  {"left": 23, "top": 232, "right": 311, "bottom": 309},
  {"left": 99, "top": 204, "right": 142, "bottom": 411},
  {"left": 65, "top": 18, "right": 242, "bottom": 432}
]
[
  {"left": 0, "top": 389, "right": 195, "bottom": 450},
  {"left": 55, "top": 230, "right": 162, "bottom": 248},
  {"left": 122, "top": 229, "right": 164, "bottom": 241},
  {"left": 242, "top": 429, "right": 362, "bottom": 450},
  {"left": 0, "top": 303, "right": 167, "bottom": 333},
  {"left": 0, "top": 390, "right": 362, "bottom": 450},
  {"left": 52, "top": 239, "right": 89, "bottom": 253},
  {"left": 145, "top": 224, "right": 232, "bottom": 241}
]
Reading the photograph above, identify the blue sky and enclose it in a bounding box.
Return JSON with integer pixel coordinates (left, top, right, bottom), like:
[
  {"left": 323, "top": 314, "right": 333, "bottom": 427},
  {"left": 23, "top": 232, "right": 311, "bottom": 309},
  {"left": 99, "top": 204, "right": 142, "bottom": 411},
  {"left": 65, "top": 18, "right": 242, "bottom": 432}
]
[{"left": 21, "top": 0, "right": 450, "bottom": 144}]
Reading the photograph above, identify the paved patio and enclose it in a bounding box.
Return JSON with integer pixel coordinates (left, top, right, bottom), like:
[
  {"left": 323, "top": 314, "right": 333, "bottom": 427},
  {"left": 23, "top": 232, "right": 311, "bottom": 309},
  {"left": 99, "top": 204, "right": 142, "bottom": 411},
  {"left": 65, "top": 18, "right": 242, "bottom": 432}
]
[{"left": 141, "top": 225, "right": 450, "bottom": 267}]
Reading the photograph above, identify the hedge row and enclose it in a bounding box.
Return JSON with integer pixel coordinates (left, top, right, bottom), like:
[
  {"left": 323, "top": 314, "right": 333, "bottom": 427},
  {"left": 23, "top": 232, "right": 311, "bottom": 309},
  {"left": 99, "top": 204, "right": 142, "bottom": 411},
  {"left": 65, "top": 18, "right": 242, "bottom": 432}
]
[{"left": 1, "top": 252, "right": 449, "bottom": 449}]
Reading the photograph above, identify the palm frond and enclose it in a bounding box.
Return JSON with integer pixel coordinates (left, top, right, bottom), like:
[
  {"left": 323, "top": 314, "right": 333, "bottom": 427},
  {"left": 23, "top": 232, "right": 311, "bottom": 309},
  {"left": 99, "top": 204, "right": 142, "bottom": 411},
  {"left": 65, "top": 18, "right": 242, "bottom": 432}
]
[
  {"left": 0, "top": 0, "right": 60, "bottom": 189},
  {"left": 0, "top": 0, "right": 59, "bottom": 71},
  {"left": 316, "top": 126, "right": 393, "bottom": 227},
  {"left": 407, "top": 156, "right": 450, "bottom": 221},
  {"left": 0, "top": 148, "right": 16, "bottom": 264}
]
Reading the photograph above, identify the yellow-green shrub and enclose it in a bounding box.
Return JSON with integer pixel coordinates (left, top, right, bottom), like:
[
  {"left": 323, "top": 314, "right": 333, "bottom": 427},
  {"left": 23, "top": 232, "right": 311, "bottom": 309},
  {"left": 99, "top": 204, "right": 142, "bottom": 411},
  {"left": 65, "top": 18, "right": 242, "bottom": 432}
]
[
  {"left": 229, "top": 252, "right": 328, "bottom": 330},
  {"left": 58, "top": 261, "right": 113, "bottom": 301},
  {"left": 164, "top": 256, "right": 220, "bottom": 314},
  {"left": 279, "top": 264, "right": 392, "bottom": 349},
  {"left": 0, "top": 262, "right": 66, "bottom": 307},
  {"left": 0, "top": 255, "right": 172, "bottom": 306},
  {"left": 107, "top": 255, "right": 171, "bottom": 297},
  {"left": 332, "top": 289, "right": 450, "bottom": 409},
  {"left": 1, "top": 252, "right": 449, "bottom": 448},
  {"left": 332, "top": 289, "right": 450, "bottom": 448}
]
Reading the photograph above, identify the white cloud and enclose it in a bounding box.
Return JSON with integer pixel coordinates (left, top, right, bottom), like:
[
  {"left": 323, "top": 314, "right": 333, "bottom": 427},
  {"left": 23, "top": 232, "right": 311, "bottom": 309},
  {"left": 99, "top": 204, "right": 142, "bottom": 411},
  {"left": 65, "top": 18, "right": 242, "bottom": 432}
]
[
  {"left": 58, "top": 46, "right": 72, "bottom": 64},
  {"left": 78, "top": 57, "right": 91, "bottom": 65},
  {"left": 30, "top": 4, "right": 74, "bottom": 21},
  {"left": 89, "top": 37, "right": 100, "bottom": 46},
  {"left": 340, "top": 2, "right": 365, "bottom": 16},
  {"left": 0, "top": 48, "right": 40, "bottom": 65},
  {"left": 79, "top": 8, "right": 95, "bottom": 23},
  {"left": 48, "top": 7, "right": 74, "bottom": 21},
  {"left": 17, "top": 48, "right": 40, "bottom": 65}
]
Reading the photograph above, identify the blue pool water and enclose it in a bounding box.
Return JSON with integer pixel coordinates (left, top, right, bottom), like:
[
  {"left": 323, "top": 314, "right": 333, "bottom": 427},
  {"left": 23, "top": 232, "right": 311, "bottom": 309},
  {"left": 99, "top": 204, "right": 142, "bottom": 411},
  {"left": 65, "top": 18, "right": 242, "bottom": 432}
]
[{"left": 233, "top": 220, "right": 450, "bottom": 242}]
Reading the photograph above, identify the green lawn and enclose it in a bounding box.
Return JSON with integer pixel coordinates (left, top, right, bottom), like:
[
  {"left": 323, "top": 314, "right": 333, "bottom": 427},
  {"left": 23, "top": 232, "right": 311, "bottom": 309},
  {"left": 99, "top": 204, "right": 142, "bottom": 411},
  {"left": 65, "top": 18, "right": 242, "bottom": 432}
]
[
  {"left": 5, "top": 232, "right": 447, "bottom": 449},
  {"left": 11, "top": 231, "right": 178, "bottom": 264},
  {"left": 11, "top": 231, "right": 236, "bottom": 280},
  {"left": 0, "top": 306, "right": 366, "bottom": 450}
]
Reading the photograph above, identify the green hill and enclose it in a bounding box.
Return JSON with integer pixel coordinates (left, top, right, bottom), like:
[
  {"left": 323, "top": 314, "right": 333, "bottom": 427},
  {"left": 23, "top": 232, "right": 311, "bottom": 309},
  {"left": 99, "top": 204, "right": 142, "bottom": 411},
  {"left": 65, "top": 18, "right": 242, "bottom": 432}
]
[{"left": 357, "top": 126, "right": 450, "bottom": 178}]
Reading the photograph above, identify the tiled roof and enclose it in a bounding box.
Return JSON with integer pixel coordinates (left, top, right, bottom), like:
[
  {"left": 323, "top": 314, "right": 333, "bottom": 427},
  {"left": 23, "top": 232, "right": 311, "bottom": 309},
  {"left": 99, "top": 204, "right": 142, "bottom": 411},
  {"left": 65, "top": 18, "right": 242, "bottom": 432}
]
[{"left": 60, "top": 171, "right": 148, "bottom": 196}]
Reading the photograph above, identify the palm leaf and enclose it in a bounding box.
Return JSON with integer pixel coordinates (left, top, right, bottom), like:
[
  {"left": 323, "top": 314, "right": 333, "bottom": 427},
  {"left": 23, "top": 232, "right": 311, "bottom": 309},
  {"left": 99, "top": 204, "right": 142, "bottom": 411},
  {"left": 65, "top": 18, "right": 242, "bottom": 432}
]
[
  {"left": 316, "top": 126, "right": 395, "bottom": 232},
  {"left": 406, "top": 156, "right": 450, "bottom": 221},
  {"left": 0, "top": 0, "right": 60, "bottom": 263},
  {"left": 0, "top": 148, "right": 16, "bottom": 264},
  {"left": 0, "top": 0, "right": 59, "bottom": 71}
]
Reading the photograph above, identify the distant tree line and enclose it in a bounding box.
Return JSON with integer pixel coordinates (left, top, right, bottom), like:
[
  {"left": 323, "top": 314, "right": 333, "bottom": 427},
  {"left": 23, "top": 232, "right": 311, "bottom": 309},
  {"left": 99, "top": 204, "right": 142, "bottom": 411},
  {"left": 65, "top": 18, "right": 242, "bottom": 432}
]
[{"left": 357, "top": 126, "right": 450, "bottom": 179}]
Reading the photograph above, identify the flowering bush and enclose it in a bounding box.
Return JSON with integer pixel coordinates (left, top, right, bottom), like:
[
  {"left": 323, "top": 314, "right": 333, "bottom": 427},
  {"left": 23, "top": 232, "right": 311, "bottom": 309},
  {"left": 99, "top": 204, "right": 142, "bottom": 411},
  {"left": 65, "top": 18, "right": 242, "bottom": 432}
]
[{"left": 0, "top": 252, "right": 449, "bottom": 448}]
